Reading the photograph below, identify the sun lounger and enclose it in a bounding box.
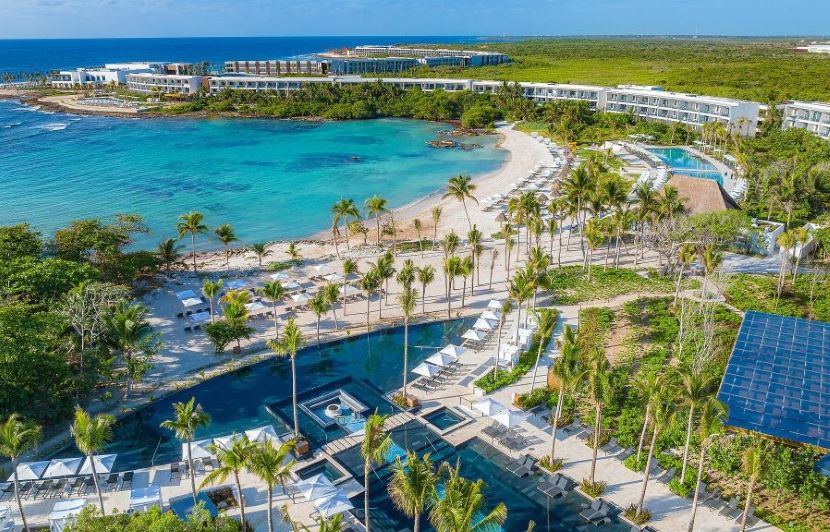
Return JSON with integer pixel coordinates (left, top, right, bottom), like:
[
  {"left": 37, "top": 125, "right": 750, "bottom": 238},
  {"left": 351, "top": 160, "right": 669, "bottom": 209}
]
[
  {"left": 0, "top": 483, "right": 12, "bottom": 501},
  {"left": 537, "top": 474, "right": 569, "bottom": 498},
  {"left": 482, "top": 423, "right": 508, "bottom": 441},
  {"left": 657, "top": 466, "right": 676, "bottom": 484},
  {"left": 170, "top": 462, "right": 182, "bottom": 481},
  {"left": 579, "top": 499, "right": 608, "bottom": 522},
  {"left": 743, "top": 507, "right": 759, "bottom": 527},
  {"left": 719, "top": 496, "right": 742, "bottom": 520},
  {"left": 120, "top": 471, "right": 133, "bottom": 490},
  {"left": 507, "top": 454, "right": 537, "bottom": 477},
  {"left": 29, "top": 480, "right": 49, "bottom": 499},
  {"left": 48, "top": 479, "right": 68, "bottom": 498}
]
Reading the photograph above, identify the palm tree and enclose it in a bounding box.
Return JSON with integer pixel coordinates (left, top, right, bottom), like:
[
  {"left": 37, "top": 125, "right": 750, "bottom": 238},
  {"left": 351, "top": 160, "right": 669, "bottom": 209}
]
[
  {"left": 583, "top": 220, "right": 604, "bottom": 278},
  {"left": 508, "top": 269, "right": 534, "bottom": 345},
  {"left": 443, "top": 256, "right": 460, "bottom": 318},
  {"left": 107, "top": 301, "right": 154, "bottom": 396},
  {"left": 529, "top": 308, "right": 557, "bottom": 391},
  {"left": 584, "top": 348, "right": 610, "bottom": 487},
  {"left": 489, "top": 248, "right": 499, "bottom": 289},
  {"left": 310, "top": 292, "right": 328, "bottom": 346},
  {"left": 431, "top": 206, "right": 442, "bottom": 248},
  {"left": 389, "top": 451, "right": 436, "bottom": 532},
  {"left": 250, "top": 242, "right": 272, "bottom": 268},
  {"left": 546, "top": 216, "right": 558, "bottom": 264},
  {"left": 259, "top": 280, "right": 284, "bottom": 338},
  {"left": 548, "top": 326, "right": 584, "bottom": 464},
  {"left": 361, "top": 413, "right": 392, "bottom": 532},
  {"left": 792, "top": 227, "right": 809, "bottom": 284},
  {"left": 398, "top": 286, "right": 418, "bottom": 399},
  {"left": 443, "top": 175, "right": 478, "bottom": 232},
  {"left": 634, "top": 372, "right": 664, "bottom": 464},
  {"left": 396, "top": 259, "right": 416, "bottom": 291},
  {"left": 467, "top": 225, "right": 483, "bottom": 288},
  {"left": 247, "top": 440, "right": 296, "bottom": 532},
  {"left": 323, "top": 283, "right": 341, "bottom": 330},
  {"left": 161, "top": 397, "right": 210, "bottom": 502},
  {"left": 688, "top": 399, "right": 726, "bottom": 532},
  {"left": 156, "top": 238, "right": 183, "bottom": 276},
  {"left": 493, "top": 300, "right": 513, "bottom": 378},
  {"left": 342, "top": 258, "right": 359, "bottom": 316},
  {"left": 678, "top": 366, "right": 719, "bottom": 484},
  {"left": 776, "top": 230, "right": 797, "bottom": 300},
  {"left": 635, "top": 392, "right": 672, "bottom": 517},
  {"left": 332, "top": 198, "right": 360, "bottom": 257},
  {"left": 0, "top": 414, "right": 42, "bottom": 532},
  {"left": 365, "top": 195, "right": 388, "bottom": 247},
  {"left": 287, "top": 241, "right": 301, "bottom": 262},
  {"left": 459, "top": 256, "right": 473, "bottom": 307},
  {"left": 413, "top": 218, "right": 424, "bottom": 257},
  {"left": 429, "top": 461, "right": 508, "bottom": 532},
  {"left": 214, "top": 224, "right": 238, "bottom": 270},
  {"left": 267, "top": 319, "right": 304, "bottom": 439},
  {"left": 202, "top": 279, "right": 223, "bottom": 324},
  {"left": 372, "top": 252, "right": 396, "bottom": 309},
  {"left": 675, "top": 243, "right": 696, "bottom": 305},
  {"left": 202, "top": 435, "right": 255, "bottom": 529},
  {"left": 699, "top": 245, "right": 723, "bottom": 306},
  {"left": 359, "top": 271, "right": 380, "bottom": 331},
  {"left": 417, "top": 265, "right": 436, "bottom": 314},
  {"left": 561, "top": 164, "right": 594, "bottom": 255},
  {"left": 442, "top": 230, "right": 460, "bottom": 258},
  {"left": 740, "top": 442, "right": 764, "bottom": 532},
  {"left": 71, "top": 407, "right": 115, "bottom": 514},
  {"left": 177, "top": 211, "right": 208, "bottom": 272}
]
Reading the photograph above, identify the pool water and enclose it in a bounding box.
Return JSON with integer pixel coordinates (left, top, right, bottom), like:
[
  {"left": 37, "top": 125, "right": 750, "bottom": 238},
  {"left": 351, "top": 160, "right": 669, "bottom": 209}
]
[
  {"left": 423, "top": 407, "right": 465, "bottom": 431},
  {"left": 296, "top": 459, "right": 344, "bottom": 482},
  {"left": 60, "top": 318, "right": 472, "bottom": 471},
  {"left": 333, "top": 423, "right": 629, "bottom": 531},
  {"left": 647, "top": 147, "right": 724, "bottom": 184}
]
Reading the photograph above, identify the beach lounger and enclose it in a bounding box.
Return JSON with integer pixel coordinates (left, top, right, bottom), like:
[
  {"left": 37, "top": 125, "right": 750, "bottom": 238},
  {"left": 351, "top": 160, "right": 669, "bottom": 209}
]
[
  {"left": 0, "top": 483, "right": 12, "bottom": 501},
  {"left": 67, "top": 477, "right": 84, "bottom": 495},
  {"left": 177, "top": 312, "right": 184, "bottom": 319},
  {"left": 120, "top": 471, "right": 133, "bottom": 490},
  {"left": 743, "top": 507, "right": 759, "bottom": 527},
  {"left": 48, "top": 478, "right": 68, "bottom": 498},
  {"left": 579, "top": 499, "right": 606, "bottom": 522},
  {"left": 29, "top": 480, "right": 49, "bottom": 499},
  {"left": 616, "top": 447, "right": 634, "bottom": 461},
  {"left": 482, "top": 423, "right": 508, "bottom": 441},
  {"left": 537, "top": 475, "right": 569, "bottom": 498},
  {"left": 170, "top": 462, "right": 182, "bottom": 481},
  {"left": 602, "top": 437, "right": 622, "bottom": 455},
  {"left": 657, "top": 467, "right": 676, "bottom": 484},
  {"left": 506, "top": 455, "right": 537, "bottom": 477},
  {"left": 701, "top": 491, "right": 724, "bottom": 511},
  {"left": 719, "top": 496, "right": 742, "bottom": 520}
]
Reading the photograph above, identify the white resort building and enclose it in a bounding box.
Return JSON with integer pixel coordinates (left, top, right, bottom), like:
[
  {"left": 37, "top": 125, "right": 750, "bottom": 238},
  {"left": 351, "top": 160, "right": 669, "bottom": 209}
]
[
  {"left": 51, "top": 64, "right": 155, "bottom": 89},
  {"left": 781, "top": 101, "right": 830, "bottom": 140},
  {"left": 126, "top": 73, "right": 204, "bottom": 95}
]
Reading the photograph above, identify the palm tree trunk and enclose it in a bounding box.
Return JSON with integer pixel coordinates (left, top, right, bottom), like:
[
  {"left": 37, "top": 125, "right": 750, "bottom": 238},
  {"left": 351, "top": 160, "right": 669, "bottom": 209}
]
[
  {"left": 13, "top": 462, "right": 28, "bottom": 532},
  {"left": 550, "top": 387, "right": 564, "bottom": 461},
  {"left": 364, "top": 463, "right": 371, "bottom": 532},
  {"left": 637, "top": 429, "right": 659, "bottom": 514},
  {"left": 272, "top": 302, "right": 279, "bottom": 338},
  {"left": 89, "top": 453, "right": 105, "bottom": 514},
  {"left": 366, "top": 293, "right": 371, "bottom": 332},
  {"left": 333, "top": 229, "right": 341, "bottom": 259},
  {"left": 530, "top": 335, "right": 546, "bottom": 392},
  {"left": 590, "top": 405, "right": 601, "bottom": 483},
  {"left": 402, "top": 318, "right": 409, "bottom": 397},
  {"left": 235, "top": 471, "right": 246, "bottom": 529},
  {"left": 421, "top": 282, "right": 427, "bottom": 314},
  {"left": 674, "top": 265, "right": 685, "bottom": 305},
  {"left": 740, "top": 478, "right": 755, "bottom": 532},
  {"left": 291, "top": 356, "right": 299, "bottom": 438},
  {"left": 414, "top": 513, "right": 420, "bottom": 532},
  {"left": 688, "top": 445, "right": 707, "bottom": 532},
  {"left": 462, "top": 199, "right": 472, "bottom": 233},
  {"left": 515, "top": 305, "right": 522, "bottom": 346},
  {"left": 681, "top": 404, "right": 695, "bottom": 483},
  {"left": 316, "top": 317, "right": 321, "bottom": 346},
  {"left": 267, "top": 486, "right": 274, "bottom": 532},
  {"left": 191, "top": 233, "right": 197, "bottom": 272},
  {"left": 344, "top": 223, "right": 351, "bottom": 252},
  {"left": 636, "top": 405, "right": 651, "bottom": 464},
  {"left": 187, "top": 441, "right": 197, "bottom": 502},
  {"left": 494, "top": 321, "right": 503, "bottom": 376},
  {"left": 375, "top": 217, "right": 381, "bottom": 247}
]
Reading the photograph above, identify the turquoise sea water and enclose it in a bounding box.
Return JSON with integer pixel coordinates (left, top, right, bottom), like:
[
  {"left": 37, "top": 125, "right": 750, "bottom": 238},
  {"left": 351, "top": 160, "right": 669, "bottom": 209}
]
[{"left": 0, "top": 100, "right": 506, "bottom": 248}]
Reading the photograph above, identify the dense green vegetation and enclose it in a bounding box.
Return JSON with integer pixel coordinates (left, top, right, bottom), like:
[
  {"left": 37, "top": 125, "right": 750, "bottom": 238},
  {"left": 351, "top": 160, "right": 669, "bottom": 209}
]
[
  {"left": 725, "top": 273, "right": 830, "bottom": 321},
  {"left": 544, "top": 266, "right": 675, "bottom": 304}
]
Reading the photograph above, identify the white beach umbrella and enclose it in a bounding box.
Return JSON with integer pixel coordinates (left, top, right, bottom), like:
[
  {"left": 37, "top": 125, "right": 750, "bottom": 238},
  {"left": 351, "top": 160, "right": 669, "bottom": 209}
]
[
  {"left": 245, "top": 425, "right": 280, "bottom": 444},
  {"left": 291, "top": 293, "right": 311, "bottom": 303},
  {"left": 78, "top": 454, "right": 117, "bottom": 475},
  {"left": 472, "top": 398, "right": 506, "bottom": 417},
  {"left": 480, "top": 310, "right": 500, "bottom": 321},
  {"left": 295, "top": 473, "right": 337, "bottom": 501},
  {"left": 213, "top": 434, "right": 240, "bottom": 450},
  {"left": 181, "top": 297, "right": 202, "bottom": 308},
  {"left": 487, "top": 300, "right": 503, "bottom": 310},
  {"left": 339, "top": 285, "right": 361, "bottom": 296},
  {"left": 472, "top": 318, "right": 493, "bottom": 331},
  {"left": 440, "top": 344, "right": 465, "bottom": 357},
  {"left": 314, "top": 491, "right": 354, "bottom": 518},
  {"left": 182, "top": 439, "right": 214, "bottom": 460},
  {"left": 313, "top": 264, "right": 332, "bottom": 274},
  {"left": 43, "top": 457, "right": 83, "bottom": 478},
  {"left": 8, "top": 461, "right": 49, "bottom": 481},
  {"left": 426, "top": 352, "right": 456, "bottom": 367},
  {"left": 225, "top": 279, "right": 249, "bottom": 290},
  {"left": 323, "top": 273, "right": 344, "bottom": 283},
  {"left": 491, "top": 409, "right": 528, "bottom": 429},
  {"left": 176, "top": 289, "right": 197, "bottom": 300},
  {"left": 245, "top": 301, "right": 268, "bottom": 315},
  {"left": 191, "top": 311, "right": 211, "bottom": 323},
  {"left": 269, "top": 272, "right": 291, "bottom": 281},
  {"left": 283, "top": 280, "right": 302, "bottom": 290},
  {"left": 461, "top": 329, "right": 486, "bottom": 342},
  {"left": 411, "top": 362, "right": 441, "bottom": 377}
]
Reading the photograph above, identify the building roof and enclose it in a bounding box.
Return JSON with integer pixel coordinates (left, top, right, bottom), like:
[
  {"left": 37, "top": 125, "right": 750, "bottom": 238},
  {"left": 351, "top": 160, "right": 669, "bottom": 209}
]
[
  {"left": 663, "top": 175, "right": 738, "bottom": 215},
  {"left": 717, "top": 311, "right": 830, "bottom": 450}
]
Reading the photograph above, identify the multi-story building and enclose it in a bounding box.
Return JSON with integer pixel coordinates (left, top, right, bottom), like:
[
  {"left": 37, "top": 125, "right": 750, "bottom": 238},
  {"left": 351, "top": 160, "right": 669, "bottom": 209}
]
[
  {"left": 600, "top": 86, "right": 760, "bottom": 136},
  {"left": 51, "top": 65, "right": 154, "bottom": 88},
  {"left": 781, "top": 101, "right": 830, "bottom": 140},
  {"left": 208, "top": 75, "right": 336, "bottom": 94},
  {"left": 345, "top": 46, "right": 510, "bottom": 66},
  {"left": 794, "top": 43, "right": 830, "bottom": 55},
  {"left": 126, "top": 73, "right": 204, "bottom": 95},
  {"left": 224, "top": 60, "right": 328, "bottom": 76},
  {"left": 327, "top": 57, "right": 419, "bottom": 75}
]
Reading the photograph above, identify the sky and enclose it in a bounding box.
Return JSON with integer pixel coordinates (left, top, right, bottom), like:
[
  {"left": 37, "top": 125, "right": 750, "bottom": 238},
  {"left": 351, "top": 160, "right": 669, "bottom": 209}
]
[{"left": 1, "top": 0, "right": 829, "bottom": 39}]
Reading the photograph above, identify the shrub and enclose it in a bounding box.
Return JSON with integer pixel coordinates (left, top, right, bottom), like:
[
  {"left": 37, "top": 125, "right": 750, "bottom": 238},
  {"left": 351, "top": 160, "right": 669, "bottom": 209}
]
[
  {"left": 515, "top": 387, "right": 558, "bottom": 410},
  {"left": 539, "top": 455, "right": 563, "bottom": 472},
  {"left": 624, "top": 504, "right": 652, "bottom": 525},
  {"left": 669, "top": 476, "right": 696, "bottom": 498},
  {"left": 204, "top": 321, "right": 254, "bottom": 353},
  {"left": 624, "top": 453, "right": 647, "bottom": 472},
  {"left": 580, "top": 479, "right": 607, "bottom": 497}
]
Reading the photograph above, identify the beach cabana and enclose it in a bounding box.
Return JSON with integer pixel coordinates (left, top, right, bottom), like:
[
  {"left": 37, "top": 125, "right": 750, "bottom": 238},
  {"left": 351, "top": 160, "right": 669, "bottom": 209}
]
[
  {"left": 491, "top": 409, "right": 528, "bottom": 429},
  {"left": 487, "top": 300, "right": 503, "bottom": 310},
  {"left": 78, "top": 454, "right": 117, "bottom": 475},
  {"left": 473, "top": 318, "right": 493, "bottom": 331},
  {"left": 440, "top": 344, "right": 465, "bottom": 357},
  {"left": 269, "top": 272, "right": 291, "bottom": 281},
  {"left": 175, "top": 290, "right": 197, "bottom": 300},
  {"left": 295, "top": 473, "right": 337, "bottom": 501},
  {"left": 181, "top": 297, "right": 202, "bottom": 308},
  {"left": 426, "top": 352, "right": 456, "bottom": 367},
  {"left": 472, "top": 398, "right": 506, "bottom": 417},
  {"left": 225, "top": 279, "right": 249, "bottom": 290},
  {"left": 49, "top": 498, "right": 87, "bottom": 532},
  {"left": 313, "top": 264, "right": 332, "bottom": 274},
  {"left": 461, "top": 329, "right": 486, "bottom": 342},
  {"left": 8, "top": 461, "right": 49, "bottom": 481},
  {"left": 245, "top": 301, "right": 269, "bottom": 316},
  {"left": 480, "top": 310, "right": 500, "bottom": 321},
  {"left": 129, "top": 485, "right": 161, "bottom": 513},
  {"left": 244, "top": 425, "right": 280, "bottom": 444},
  {"left": 339, "top": 284, "right": 361, "bottom": 296},
  {"left": 412, "top": 362, "right": 441, "bottom": 377},
  {"left": 191, "top": 311, "right": 211, "bottom": 323},
  {"left": 182, "top": 439, "right": 214, "bottom": 460},
  {"left": 213, "top": 434, "right": 241, "bottom": 450},
  {"left": 43, "top": 457, "right": 82, "bottom": 479},
  {"left": 283, "top": 280, "right": 302, "bottom": 291},
  {"left": 314, "top": 490, "right": 354, "bottom": 518},
  {"left": 323, "top": 273, "right": 344, "bottom": 283},
  {"left": 291, "top": 293, "right": 311, "bottom": 304}
]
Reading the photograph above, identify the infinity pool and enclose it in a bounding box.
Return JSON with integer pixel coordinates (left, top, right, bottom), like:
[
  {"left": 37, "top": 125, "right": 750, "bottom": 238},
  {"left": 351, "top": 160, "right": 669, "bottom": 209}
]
[{"left": 648, "top": 147, "right": 723, "bottom": 184}]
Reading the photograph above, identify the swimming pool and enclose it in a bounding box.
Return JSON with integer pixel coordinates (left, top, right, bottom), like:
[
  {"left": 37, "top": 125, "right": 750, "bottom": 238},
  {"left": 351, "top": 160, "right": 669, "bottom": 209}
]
[
  {"left": 332, "top": 422, "right": 629, "bottom": 531},
  {"left": 61, "top": 318, "right": 472, "bottom": 471},
  {"left": 295, "top": 458, "right": 346, "bottom": 483},
  {"left": 647, "top": 147, "right": 724, "bottom": 184},
  {"left": 423, "top": 406, "right": 466, "bottom": 431}
]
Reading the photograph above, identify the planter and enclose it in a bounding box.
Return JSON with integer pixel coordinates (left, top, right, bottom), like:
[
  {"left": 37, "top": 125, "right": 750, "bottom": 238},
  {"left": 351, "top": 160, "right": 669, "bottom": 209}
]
[
  {"left": 295, "top": 438, "right": 311, "bottom": 457},
  {"left": 405, "top": 395, "right": 420, "bottom": 408},
  {"left": 473, "top": 386, "right": 486, "bottom": 397}
]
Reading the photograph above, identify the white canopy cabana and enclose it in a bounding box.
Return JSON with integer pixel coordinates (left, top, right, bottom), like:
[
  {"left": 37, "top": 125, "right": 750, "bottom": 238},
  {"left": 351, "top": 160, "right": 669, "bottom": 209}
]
[
  {"left": 472, "top": 398, "right": 506, "bottom": 417},
  {"left": 43, "top": 458, "right": 82, "bottom": 479},
  {"left": 245, "top": 302, "right": 269, "bottom": 315},
  {"left": 461, "top": 329, "right": 486, "bottom": 342},
  {"left": 78, "top": 454, "right": 117, "bottom": 475},
  {"left": 491, "top": 409, "right": 528, "bottom": 429},
  {"left": 440, "top": 344, "right": 465, "bottom": 357},
  {"left": 472, "top": 318, "right": 493, "bottom": 331},
  {"left": 269, "top": 272, "right": 291, "bottom": 281},
  {"left": 295, "top": 473, "right": 337, "bottom": 501},
  {"left": 291, "top": 293, "right": 311, "bottom": 303},
  {"left": 411, "top": 362, "right": 441, "bottom": 377},
  {"left": 314, "top": 491, "right": 354, "bottom": 518},
  {"left": 283, "top": 280, "right": 302, "bottom": 290},
  {"left": 425, "top": 352, "right": 456, "bottom": 367},
  {"left": 181, "top": 297, "right": 202, "bottom": 308},
  {"left": 8, "top": 461, "right": 49, "bottom": 481},
  {"left": 225, "top": 279, "right": 249, "bottom": 290},
  {"left": 213, "top": 434, "right": 242, "bottom": 450},
  {"left": 313, "top": 264, "right": 332, "bottom": 274},
  {"left": 191, "top": 311, "right": 211, "bottom": 323},
  {"left": 129, "top": 485, "right": 161, "bottom": 513},
  {"left": 339, "top": 284, "right": 361, "bottom": 296},
  {"left": 323, "top": 273, "right": 344, "bottom": 283},
  {"left": 480, "top": 310, "right": 500, "bottom": 321},
  {"left": 182, "top": 439, "right": 214, "bottom": 460},
  {"left": 49, "top": 498, "right": 87, "bottom": 532},
  {"left": 487, "top": 300, "right": 503, "bottom": 310},
  {"left": 245, "top": 425, "right": 280, "bottom": 444},
  {"left": 176, "top": 290, "right": 197, "bottom": 300}
]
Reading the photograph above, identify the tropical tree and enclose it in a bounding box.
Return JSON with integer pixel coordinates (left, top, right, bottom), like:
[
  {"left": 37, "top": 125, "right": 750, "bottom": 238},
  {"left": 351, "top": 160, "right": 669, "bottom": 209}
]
[
  {"left": 156, "top": 238, "right": 183, "bottom": 276},
  {"left": 71, "top": 407, "right": 115, "bottom": 514},
  {"left": 548, "top": 326, "right": 584, "bottom": 464},
  {"left": 323, "top": 283, "right": 341, "bottom": 330},
  {"left": 740, "top": 441, "right": 764, "bottom": 532},
  {"left": 396, "top": 259, "right": 416, "bottom": 291},
  {"left": 287, "top": 241, "right": 301, "bottom": 262},
  {"left": 792, "top": 227, "right": 809, "bottom": 284},
  {"left": 310, "top": 292, "right": 328, "bottom": 345},
  {"left": 413, "top": 218, "right": 424, "bottom": 257},
  {"left": 160, "top": 397, "right": 210, "bottom": 502},
  {"left": 429, "top": 461, "right": 508, "bottom": 532},
  {"left": 373, "top": 252, "right": 396, "bottom": 307},
  {"left": 443, "top": 256, "right": 460, "bottom": 318},
  {"left": 675, "top": 243, "right": 696, "bottom": 305},
  {"left": 489, "top": 248, "right": 499, "bottom": 289},
  {"left": 635, "top": 392, "right": 672, "bottom": 517},
  {"left": 687, "top": 400, "right": 726, "bottom": 532},
  {"left": 442, "top": 230, "right": 460, "bottom": 258},
  {"left": 776, "top": 230, "right": 797, "bottom": 300},
  {"left": 493, "top": 300, "right": 513, "bottom": 378},
  {"left": 214, "top": 223, "right": 238, "bottom": 271},
  {"left": 0, "top": 414, "right": 42, "bottom": 532},
  {"left": 459, "top": 256, "right": 473, "bottom": 307},
  {"left": 202, "top": 435, "right": 255, "bottom": 530},
  {"left": 202, "top": 279, "right": 224, "bottom": 324},
  {"left": 250, "top": 242, "right": 272, "bottom": 268},
  {"left": 176, "top": 212, "right": 208, "bottom": 272},
  {"left": 443, "top": 175, "right": 478, "bottom": 231},
  {"left": 359, "top": 270, "right": 381, "bottom": 331},
  {"left": 389, "top": 452, "right": 436, "bottom": 532},
  {"left": 561, "top": 164, "right": 594, "bottom": 255},
  {"left": 529, "top": 308, "right": 557, "bottom": 391},
  {"left": 417, "top": 265, "right": 436, "bottom": 314},
  {"left": 508, "top": 268, "right": 534, "bottom": 345},
  {"left": 432, "top": 206, "right": 442, "bottom": 248},
  {"left": 365, "top": 195, "right": 388, "bottom": 247},
  {"left": 583, "top": 220, "right": 604, "bottom": 278},
  {"left": 699, "top": 244, "right": 723, "bottom": 306},
  {"left": 108, "top": 301, "right": 157, "bottom": 396},
  {"left": 467, "top": 224, "right": 483, "bottom": 287},
  {"left": 332, "top": 198, "right": 360, "bottom": 257},
  {"left": 584, "top": 348, "right": 610, "bottom": 487},
  {"left": 259, "top": 280, "right": 285, "bottom": 338},
  {"left": 342, "top": 258, "right": 359, "bottom": 316},
  {"left": 634, "top": 372, "right": 664, "bottom": 464},
  {"left": 267, "top": 319, "right": 304, "bottom": 439},
  {"left": 247, "top": 440, "right": 296, "bottom": 532},
  {"left": 398, "top": 286, "right": 418, "bottom": 400},
  {"left": 361, "top": 413, "right": 392, "bottom": 532},
  {"left": 678, "top": 366, "right": 719, "bottom": 484}
]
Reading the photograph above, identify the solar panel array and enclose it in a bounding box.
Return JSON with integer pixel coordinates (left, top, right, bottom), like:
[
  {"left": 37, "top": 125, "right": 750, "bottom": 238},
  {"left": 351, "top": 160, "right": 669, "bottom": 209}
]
[{"left": 718, "top": 311, "right": 830, "bottom": 450}]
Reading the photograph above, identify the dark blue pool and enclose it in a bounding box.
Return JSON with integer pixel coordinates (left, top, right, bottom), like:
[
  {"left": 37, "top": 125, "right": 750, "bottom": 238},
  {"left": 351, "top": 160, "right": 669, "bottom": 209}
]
[
  {"left": 423, "top": 406, "right": 465, "bottom": 431},
  {"left": 333, "top": 422, "right": 630, "bottom": 532},
  {"left": 77, "top": 318, "right": 472, "bottom": 471}
]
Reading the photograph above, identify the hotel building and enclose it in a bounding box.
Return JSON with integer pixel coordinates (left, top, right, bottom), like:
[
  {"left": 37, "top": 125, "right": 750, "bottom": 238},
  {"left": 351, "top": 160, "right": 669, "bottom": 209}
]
[
  {"left": 51, "top": 64, "right": 154, "bottom": 89},
  {"left": 327, "top": 57, "right": 420, "bottom": 75},
  {"left": 781, "top": 101, "right": 830, "bottom": 140},
  {"left": 344, "top": 46, "right": 510, "bottom": 67},
  {"left": 126, "top": 73, "right": 205, "bottom": 95},
  {"left": 224, "top": 60, "right": 329, "bottom": 76}
]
